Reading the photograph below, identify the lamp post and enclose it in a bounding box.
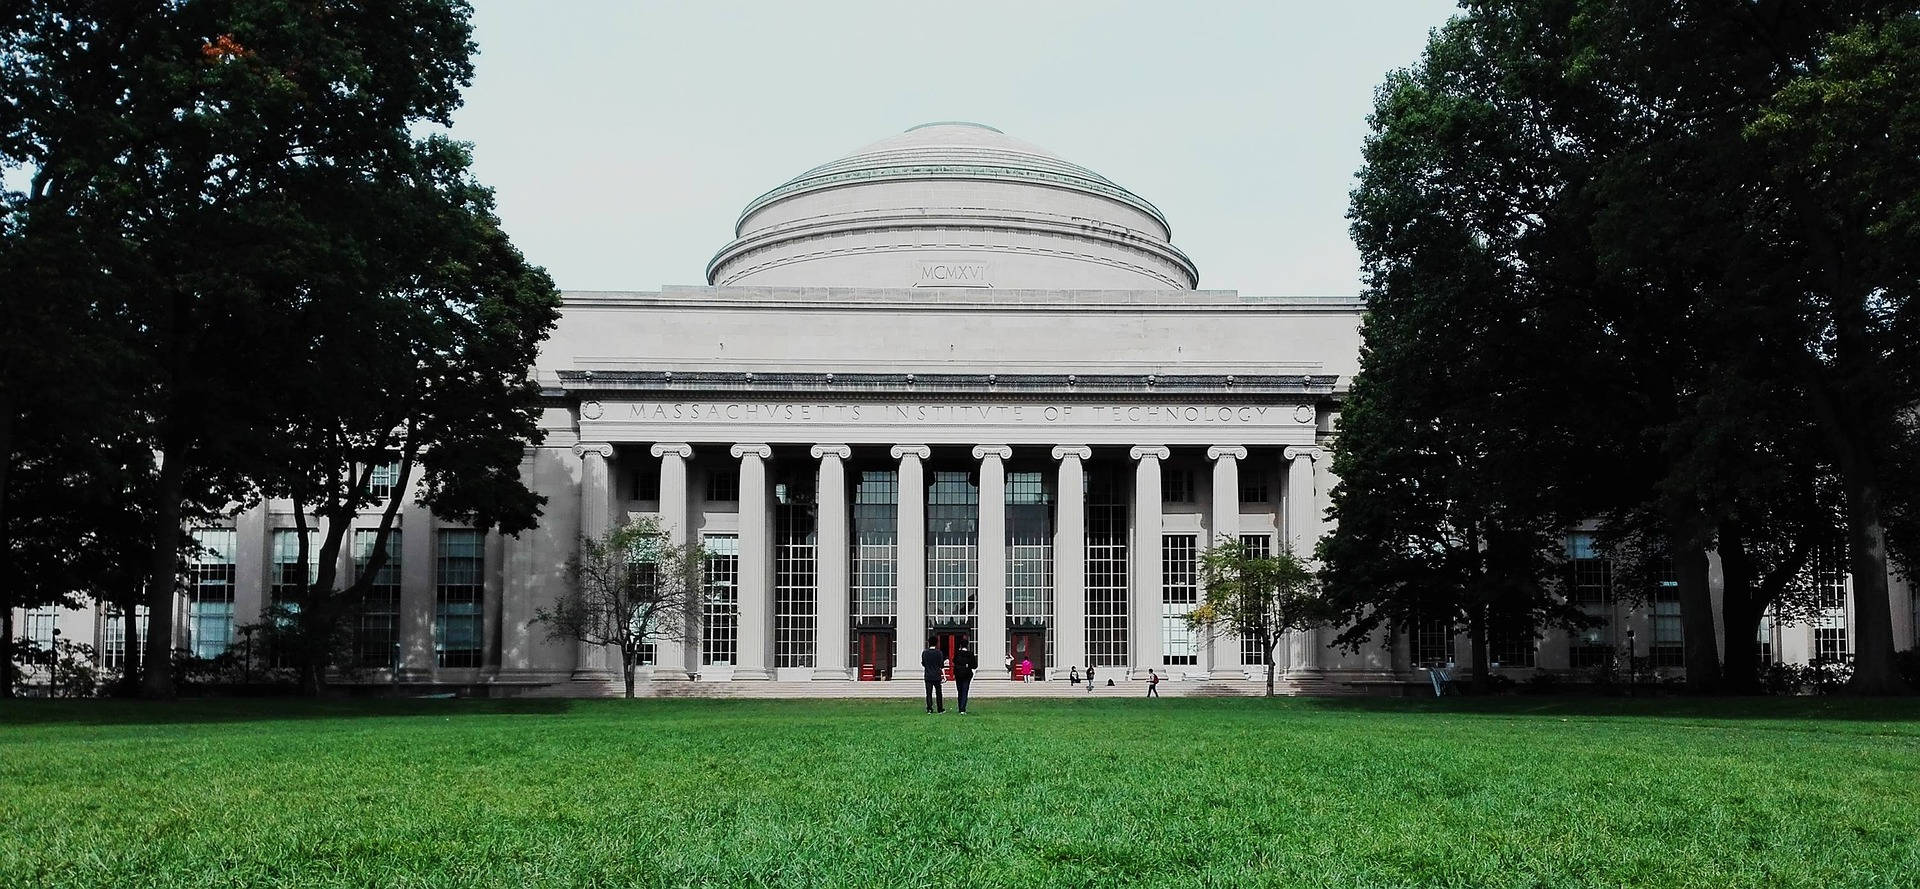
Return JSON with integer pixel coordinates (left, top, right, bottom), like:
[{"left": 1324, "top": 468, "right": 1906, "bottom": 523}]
[
  {"left": 1625, "top": 628, "right": 1637, "bottom": 692},
  {"left": 48, "top": 628, "right": 61, "bottom": 699}
]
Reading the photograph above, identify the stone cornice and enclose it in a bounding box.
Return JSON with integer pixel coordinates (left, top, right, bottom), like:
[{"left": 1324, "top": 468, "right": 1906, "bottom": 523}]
[
  {"left": 562, "top": 287, "right": 1364, "bottom": 314},
  {"left": 554, "top": 370, "right": 1340, "bottom": 400}
]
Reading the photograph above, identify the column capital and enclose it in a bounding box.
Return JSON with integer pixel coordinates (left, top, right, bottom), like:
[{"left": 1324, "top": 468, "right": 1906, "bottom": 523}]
[
  {"left": 971, "top": 445, "right": 1012, "bottom": 461},
  {"left": 730, "top": 443, "right": 772, "bottom": 460},
  {"left": 649, "top": 442, "right": 693, "bottom": 459},
  {"left": 572, "top": 442, "right": 614, "bottom": 460},
  {"left": 890, "top": 444, "right": 932, "bottom": 460},
  {"left": 1207, "top": 445, "right": 1249, "bottom": 461},
  {"left": 1051, "top": 445, "right": 1092, "bottom": 461},
  {"left": 1129, "top": 445, "right": 1171, "bottom": 461},
  {"left": 1283, "top": 445, "right": 1323, "bottom": 463},
  {"left": 810, "top": 444, "right": 852, "bottom": 460}
]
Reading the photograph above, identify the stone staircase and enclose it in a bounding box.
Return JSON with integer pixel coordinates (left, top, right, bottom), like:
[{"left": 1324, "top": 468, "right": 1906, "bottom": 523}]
[{"left": 499, "top": 676, "right": 1331, "bottom": 699}]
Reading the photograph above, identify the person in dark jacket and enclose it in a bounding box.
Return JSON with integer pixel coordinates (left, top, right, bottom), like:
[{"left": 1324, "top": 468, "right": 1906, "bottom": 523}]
[
  {"left": 921, "top": 641, "right": 946, "bottom": 713},
  {"left": 952, "top": 639, "right": 978, "bottom": 714}
]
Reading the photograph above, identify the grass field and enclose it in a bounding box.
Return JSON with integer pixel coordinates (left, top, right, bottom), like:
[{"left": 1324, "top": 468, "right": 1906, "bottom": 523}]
[{"left": 2, "top": 696, "right": 1918, "bottom": 888}]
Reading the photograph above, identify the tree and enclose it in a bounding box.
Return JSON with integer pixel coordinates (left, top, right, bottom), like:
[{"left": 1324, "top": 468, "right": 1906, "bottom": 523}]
[
  {"left": 1333, "top": 11, "right": 1598, "bottom": 691},
  {"left": 1, "top": 1, "right": 499, "bottom": 697},
  {"left": 1186, "top": 539, "right": 1325, "bottom": 697},
  {"left": 537, "top": 519, "right": 706, "bottom": 699},
  {"left": 248, "top": 137, "right": 558, "bottom": 695}
]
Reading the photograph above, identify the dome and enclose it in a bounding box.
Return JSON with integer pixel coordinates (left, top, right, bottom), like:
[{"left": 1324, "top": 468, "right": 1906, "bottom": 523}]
[{"left": 706, "top": 123, "right": 1199, "bottom": 290}]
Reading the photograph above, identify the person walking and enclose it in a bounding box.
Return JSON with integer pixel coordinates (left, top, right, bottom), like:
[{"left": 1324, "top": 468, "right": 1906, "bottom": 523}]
[
  {"left": 1019, "top": 657, "right": 1034, "bottom": 682},
  {"left": 1085, "top": 665, "right": 1096, "bottom": 693},
  {"left": 952, "top": 638, "right": 977, "bottom": 714},
  {"left": 1146, "top": 668, "right": 1161, "bottom": 698},
  {"left": 922, "top": 640, "right": 946, "bottom": 713}
]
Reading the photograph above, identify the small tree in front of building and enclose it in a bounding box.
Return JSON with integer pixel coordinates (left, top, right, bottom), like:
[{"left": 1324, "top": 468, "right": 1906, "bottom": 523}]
[
  {"left": 1187, "top": 538, "right": 1327, "bottom": 697},
  {"left": 537, "top": 518, "right": 705, "bottom": 698}
]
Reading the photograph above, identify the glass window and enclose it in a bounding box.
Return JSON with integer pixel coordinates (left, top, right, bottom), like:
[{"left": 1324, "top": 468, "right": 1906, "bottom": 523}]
[
  {"left": 1649, "top": 561, "right": 1683, "bottom": 668},
  {"left": 270, "top": 528, "right": 317, "bottom": 608},
  {"left": 1238, "top": 470, "right": 1271, "bottom": 505},
  {"left": 1006, "top": 470, "right": 1054, "bottom": 665},
  {"left": 1814, "top": 627, "right": 1850, "bottom": 663},
  {"left": 99, "top": 606, "right": 150, "bottom": 672},
  {"left": 435, "top": 529, "right": 484, "bottom": 668},
  {"left": 1161, "top": 469, "right": 1195, "bottom": 504},
  {"left": 705, "top": 467, "right": 738, "bottom": 503},
  {"left": 352, "top": 529, "right": 402, "bottom": 669},
  {"left": 926, "top": 470, "right": 979, "bottom": 636},
  {"left": 1411, "top": 615, "right": 1452, "bottom": 667},
  {"left": 368, "top": 460, "right": 402, "bottom": 501},
  {"left": 849, "top": 469, "right": 899, "bottom": 668},
  {"left": 1085, "top": 466, "right": 1130, "bottom": 667},
  {"left": 1489, "top": 624, "right": 1536, "bottom": 668},
  {"left": 24, "top": 607, "right": 58, "bottom": 665},
  {"left": 632, "top": 466, "right": 660, "bottom": 502},
  {"left": 702, "top": 535, "right": 739, "bottom": 666},
  {"left": 1162, "top": 534, "right": 1198, "bottom": 665},
  {"left": 189, "top": 529, "right": 237, "bottom": 658}
]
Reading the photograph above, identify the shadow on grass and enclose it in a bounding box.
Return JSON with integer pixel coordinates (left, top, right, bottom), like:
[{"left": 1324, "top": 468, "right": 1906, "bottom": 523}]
[
  {"left": 4, "top": 691, "right": 1919, "bottom": 729},
  {"left": 1281, "top": 693, "right": 1920, "bottom": 722},
  {"left": 0, "top": 695, "right": 581, "bottom": 727}
]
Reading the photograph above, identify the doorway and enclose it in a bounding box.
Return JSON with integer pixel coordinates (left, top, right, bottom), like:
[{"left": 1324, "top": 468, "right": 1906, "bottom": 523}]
[
  {"left": 1010, "top": 629, "right": 1045, "bottom": 680},
  {"left": 931, "top": 629, "right": 972, "bottom": 681},
  {"left": 856, "top": 629, "right": 894, "bottom": 681}
]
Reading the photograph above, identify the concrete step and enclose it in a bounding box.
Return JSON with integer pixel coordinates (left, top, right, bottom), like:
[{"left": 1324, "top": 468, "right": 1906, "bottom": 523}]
[{"left": 499, "top": 677, "right": 1323, "bottom": 699}]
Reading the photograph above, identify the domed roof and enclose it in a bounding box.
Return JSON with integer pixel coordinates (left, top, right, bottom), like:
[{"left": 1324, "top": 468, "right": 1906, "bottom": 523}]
[
  {"left": 707, "top": 123, "right": 1198, "bottom": 291},
  {"left": 731, "top": 122, "right": 1173, "bottom": 236}
]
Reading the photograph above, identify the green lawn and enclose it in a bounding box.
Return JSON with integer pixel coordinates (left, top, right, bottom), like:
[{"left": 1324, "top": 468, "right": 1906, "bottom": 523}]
[{"left": 2, "top": 697, "right": 1918, "bottom": 888}]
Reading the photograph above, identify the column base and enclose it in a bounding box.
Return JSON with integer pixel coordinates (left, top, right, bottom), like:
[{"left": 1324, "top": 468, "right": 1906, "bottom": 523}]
[
  {"left": 731, "top": 668, "right": 774, "bottom": 681},
  {"left": 649, "top": 667, "right": 692, "bottom": 682},
  {"left": 810, "top": 667, "right": 852, "bottom": 681}
]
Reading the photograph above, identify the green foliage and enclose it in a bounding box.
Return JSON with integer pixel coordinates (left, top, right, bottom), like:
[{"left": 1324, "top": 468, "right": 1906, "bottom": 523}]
[
  {"left": 536, "top": 517, "right": 706, "bottom": 697},
  {"left": 1188, "top": 539, "right": 1324, "bottom": 695},
  {"left": 1, "top": 1, "right": 556, "bottom": 697},
  {"left": 4, "top": 697, "right": 1920, "bottom": 886}
]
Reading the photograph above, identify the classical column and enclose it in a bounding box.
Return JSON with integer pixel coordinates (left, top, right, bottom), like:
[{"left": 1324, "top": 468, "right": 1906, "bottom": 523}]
[
  {"left": 1283, "top": 445, "right": 1325, "bottom": 681},
  {"left": 1207, "top": 445, "right": 1248, "bottom": 680},
  {"left": 572, "top": 442, "right": 616, "bottom": 680},
  {"left": 892, "top": 445, "right": 931, "bottom": 661},
  {"left": 732, "top": 444, "right": 774, "bottom": 680},
  {"left": 649, "top": 443, "right": 694, "bottom": 681},
  {"left": 1130, "top": 446, "right": 1169, "bottom": 678},
  {"left": 811, "top": 445, "right": 852, "bottom": 680},
  {"left": 973, "top": 445, "right": 1011, "bottom": 676},
  {"left": 1052, "top": 446, "right": 1091, "bottom": 675}
]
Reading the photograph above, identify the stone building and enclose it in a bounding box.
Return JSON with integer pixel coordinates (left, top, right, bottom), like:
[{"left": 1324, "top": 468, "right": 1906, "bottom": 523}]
[{"left": 11, "top": 123, "right": 1913, "bottom": 693}]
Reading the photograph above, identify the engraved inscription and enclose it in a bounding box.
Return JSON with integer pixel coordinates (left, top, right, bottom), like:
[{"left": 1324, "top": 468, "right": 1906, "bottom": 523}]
[
  {"left": 915, "top": 261, "right": 991, "bottom": 288},
  {"left": 619, "top": 401, "right": 1285, "bottom": 426}
]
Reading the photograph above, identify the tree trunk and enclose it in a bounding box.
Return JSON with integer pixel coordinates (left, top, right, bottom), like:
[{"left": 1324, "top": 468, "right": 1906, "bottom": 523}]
[
  {"left": 118, "top": 600, "right": 141, "bottom": 697},
  {"left": 1666, "top": 501, "right": 1721, "bottom": 693},
  {"left": 623, "top": 653, "right": 636, "bottom": 699},
  {"left": 1467, "top": 604, "right": 1489, "bottom": 692},
  {"left": 140, "top": 452, "right": 186, "bottom": 698},
  {"left": 1264, "top": 636, "right": 1277, "bottom": 697},
  {"left": 1717, "top": 524, "right": 1761, "bottom": 695},
  {"left": 0, "top": 608, "right": 13, "bottom": 698},
  {"left": 1842, "top": 474, "right": 1907, "bottom": 694}
]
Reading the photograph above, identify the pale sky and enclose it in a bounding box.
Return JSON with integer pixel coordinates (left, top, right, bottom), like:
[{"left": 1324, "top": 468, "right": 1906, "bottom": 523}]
[{"left": 451, "top": 1, "right": 1459, "bottom": 296}]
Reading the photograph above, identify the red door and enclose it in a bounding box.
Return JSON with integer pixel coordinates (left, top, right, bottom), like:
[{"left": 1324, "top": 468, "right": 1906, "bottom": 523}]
[
  {"left": 933, "top": 631, "right": 970, "bottom": 681},
  {"left": 1010, "top": 630, "right": 1045, "bottom": 680},
  {"left": 857, "top": 630, "right": 894, "bottom": 681}
]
